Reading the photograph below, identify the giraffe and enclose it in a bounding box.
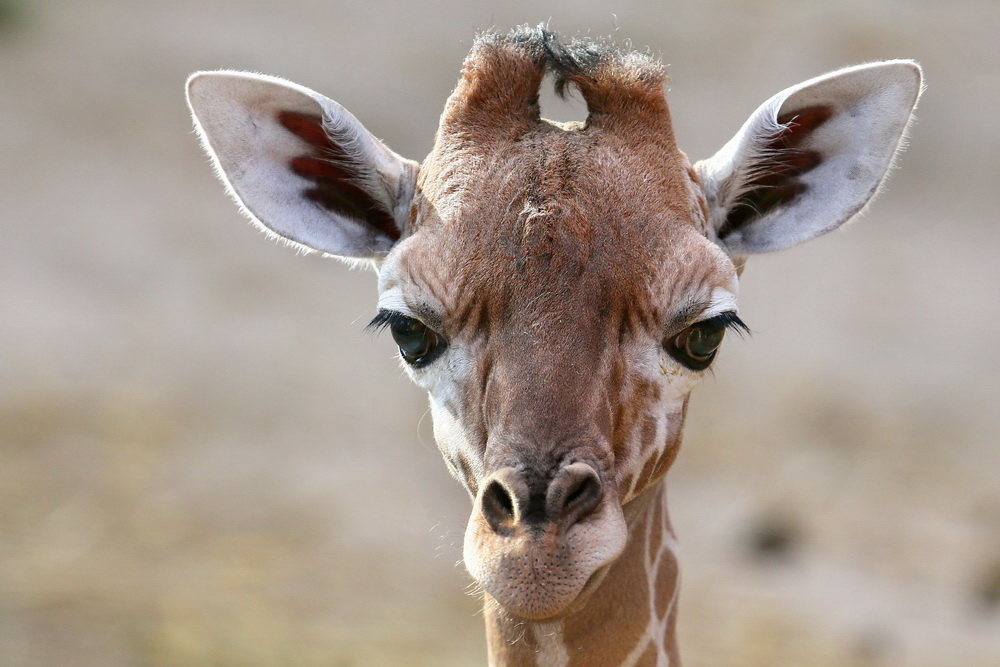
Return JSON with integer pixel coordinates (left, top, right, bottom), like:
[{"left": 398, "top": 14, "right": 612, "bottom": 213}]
[{"left": 185, "top": 26, "right": 922, "bottom": 666}]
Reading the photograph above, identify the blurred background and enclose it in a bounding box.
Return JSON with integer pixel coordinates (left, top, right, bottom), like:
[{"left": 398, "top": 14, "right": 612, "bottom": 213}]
[{"left": 1, "top": 0, "right": 998, "bottom": 665}]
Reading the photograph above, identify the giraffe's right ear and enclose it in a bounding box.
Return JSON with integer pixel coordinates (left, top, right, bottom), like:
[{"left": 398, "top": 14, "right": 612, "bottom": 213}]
[{"left": 186, "top": 71, "right": 418, "bottom": 259}]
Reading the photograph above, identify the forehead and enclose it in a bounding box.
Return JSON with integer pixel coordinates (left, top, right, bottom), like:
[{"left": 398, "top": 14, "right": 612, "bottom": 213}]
[
  {"left": 384, "top": 123, "right": 736, "bottom": 331},
  {"left": 379, "top": 28, "right": 737, "bottom": 329}
]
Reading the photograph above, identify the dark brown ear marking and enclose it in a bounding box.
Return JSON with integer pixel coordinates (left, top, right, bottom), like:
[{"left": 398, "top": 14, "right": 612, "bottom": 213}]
[
  {"left": 278, "top": 110, "right": 334, "bottom": 150},
  {"left": 775, "top": 106, "right": 833, "bottom": 140},
  {"left": 718, "top": 105, "right": 832, "bottom": 239},
  {"left": 278, "top": 111, "right": 401, "bottom": 242}
]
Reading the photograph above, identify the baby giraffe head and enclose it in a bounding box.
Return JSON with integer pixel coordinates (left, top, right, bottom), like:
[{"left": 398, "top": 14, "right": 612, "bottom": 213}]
[{"left": 186, "top": 27, "right": 920, "bottom": 623}]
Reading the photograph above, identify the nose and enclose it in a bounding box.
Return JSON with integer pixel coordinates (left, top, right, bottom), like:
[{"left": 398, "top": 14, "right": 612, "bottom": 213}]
[{"left": 478, "top": 462, "right": 604, "bottom": 537}]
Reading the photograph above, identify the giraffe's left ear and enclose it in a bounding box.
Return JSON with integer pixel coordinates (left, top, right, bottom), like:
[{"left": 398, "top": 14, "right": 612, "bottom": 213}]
[{"left": 695, "top": 61, "right": 923, "bottom": 256}]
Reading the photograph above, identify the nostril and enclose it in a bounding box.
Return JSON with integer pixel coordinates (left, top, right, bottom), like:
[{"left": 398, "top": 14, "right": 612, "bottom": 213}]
[
  {"left": 548, "top": 462, "right": 603, "bottom": 530},
  {"left": 481, "top": 479, "right": 516, "bottom": 534},
  {"left": 564, "top": 474, "right": 595, "bottom": 509}
]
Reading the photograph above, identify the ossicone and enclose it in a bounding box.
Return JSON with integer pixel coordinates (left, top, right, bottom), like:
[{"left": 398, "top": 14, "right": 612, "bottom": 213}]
[{"left": 440, "top": 26, "right": 675, "bottom": 142}]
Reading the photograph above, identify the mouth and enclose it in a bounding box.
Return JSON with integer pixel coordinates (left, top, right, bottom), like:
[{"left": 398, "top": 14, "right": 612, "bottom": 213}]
[{"left": 463, "top": 496, "right": 627, "bottom": 620}]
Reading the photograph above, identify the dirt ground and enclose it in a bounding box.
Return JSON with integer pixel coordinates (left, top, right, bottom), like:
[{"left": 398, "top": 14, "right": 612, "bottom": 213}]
[{"left": 2, "top": 0, "right": 998, "bottom": 665}]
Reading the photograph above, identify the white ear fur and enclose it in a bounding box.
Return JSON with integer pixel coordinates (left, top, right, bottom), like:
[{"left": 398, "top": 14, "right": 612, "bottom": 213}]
[
  {"left": 696, "top": 60, "right": 923, "bottom": 255},
  {"left": 186, "top": 70, "right": 418, "bottom": 259}
]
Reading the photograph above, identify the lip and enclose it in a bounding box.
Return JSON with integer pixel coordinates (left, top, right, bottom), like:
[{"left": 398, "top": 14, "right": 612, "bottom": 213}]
[
  {"left": 480, "top": 554, "right": 616, "bottom": 621},
  {"left": 465, "top": 509, "right": 628, "bottom": 620}
]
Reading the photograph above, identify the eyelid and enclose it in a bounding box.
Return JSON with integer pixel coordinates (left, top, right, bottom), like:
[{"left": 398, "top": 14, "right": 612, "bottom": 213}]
[
  {"left": 700, "top": 290, "right": 739, "bottom": 322},
  {"left": 376, "top": 287, "right": 447, "bottom": 330},
  {"left": 366, "top": 308, "right": 448, "bottom": 338},
  {"left": 376, "top": 289, "right": 411, "bottom": 315},
  {"left": 700, "top": 311, "right": 751, "bottom": 337},
  {"left": 668, "top": 287, "right": 739, "bottom": 332},
  {"left": 367, "top": 308, "right": 409, "bottom": 333},
  {"left": 668, "top": 309, "right": 750, "bottom": 339}
]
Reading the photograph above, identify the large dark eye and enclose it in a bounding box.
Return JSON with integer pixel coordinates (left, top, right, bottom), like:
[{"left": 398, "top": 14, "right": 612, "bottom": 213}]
[
  {"left": 665, "top": 312, "right": 747, "bottom": 371},
  {"left": 368, "top": 310, "right": 447, "bottom": 368}
]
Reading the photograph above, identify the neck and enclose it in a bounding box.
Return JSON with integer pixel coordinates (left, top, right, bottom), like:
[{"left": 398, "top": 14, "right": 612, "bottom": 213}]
[{"left": 482, "top": 480, "right": 680, "bottom": 666}]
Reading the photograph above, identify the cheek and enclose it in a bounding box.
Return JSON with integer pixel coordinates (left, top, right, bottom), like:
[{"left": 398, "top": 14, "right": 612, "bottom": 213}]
[
  {"left": 428, "top": 390, "right": 483, "bottom": 498},
  {"left": 624, "top": 397, "right": 689, "bottom": 501},
  {"left": 616, "top": 360, "right": 701, "bottom": 503},
  {"left": 411, "top": 344, "right": 489, "bottom": 498}
]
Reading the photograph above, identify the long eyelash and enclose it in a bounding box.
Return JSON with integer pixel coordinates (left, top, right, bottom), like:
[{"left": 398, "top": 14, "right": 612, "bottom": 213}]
[
  {"left": 366, "top": 308, "right": 410, "bottom": 333},
  {"left": 370, "top": 309, "right": 748, "bottom": 338},
  {"left": 706, "top": 311, "right": 751, "bottom": 337}
]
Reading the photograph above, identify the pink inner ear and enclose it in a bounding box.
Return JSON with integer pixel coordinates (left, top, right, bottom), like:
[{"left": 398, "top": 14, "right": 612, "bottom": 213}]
[
  {"left": 277, "top": 111, "right": 401, "bottom": 242},
  {"left": 716, "top": 105, "right": 832, "bottom": 240}
]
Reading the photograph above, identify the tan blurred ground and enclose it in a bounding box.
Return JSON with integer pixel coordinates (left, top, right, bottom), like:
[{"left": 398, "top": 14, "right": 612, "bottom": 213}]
[{"left": 1, "top": 0, "right": 998, "bottom": 665}]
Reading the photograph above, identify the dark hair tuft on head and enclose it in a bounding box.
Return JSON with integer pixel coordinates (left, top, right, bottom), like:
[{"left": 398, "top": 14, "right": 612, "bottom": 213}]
[
  {"left": 491, "top": 24, "right": 617, "bottom": 100},
  {"left": 460, "top": 25, "right": 667, "bottom": 129},
  {"left": 538, "top": 27, "right": 611, "bottom": 99}
]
